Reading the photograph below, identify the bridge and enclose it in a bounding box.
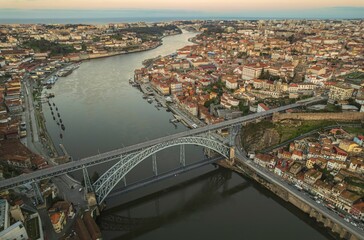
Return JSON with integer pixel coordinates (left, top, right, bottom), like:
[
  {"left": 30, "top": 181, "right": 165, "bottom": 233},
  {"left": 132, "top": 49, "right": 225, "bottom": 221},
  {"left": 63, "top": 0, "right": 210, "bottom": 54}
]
[{"left": 0, "top": 99, "right": 321, "bottom": 204}]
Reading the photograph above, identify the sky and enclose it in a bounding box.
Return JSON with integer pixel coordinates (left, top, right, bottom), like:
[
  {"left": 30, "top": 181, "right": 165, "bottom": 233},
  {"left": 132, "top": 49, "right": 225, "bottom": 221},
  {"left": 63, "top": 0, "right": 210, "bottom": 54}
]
[{"left": 0, "top": 0, "right": 363, "bottom": 20}]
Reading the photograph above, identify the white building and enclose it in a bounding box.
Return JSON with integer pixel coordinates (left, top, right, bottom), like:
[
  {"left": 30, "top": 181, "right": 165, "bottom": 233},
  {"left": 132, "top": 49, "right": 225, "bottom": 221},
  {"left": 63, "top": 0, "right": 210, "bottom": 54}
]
[
  {"left": 242, "top": 63, "right": 265, "bottom": 80},
  {"left": 0, "top": 221, "right": 29, "bottom": 240},
  {"left": 0, "top": 200, "right": 28, "bottom": 240},
  {"left": 226, "top": 78, "right": 238, "bottom": 90}
]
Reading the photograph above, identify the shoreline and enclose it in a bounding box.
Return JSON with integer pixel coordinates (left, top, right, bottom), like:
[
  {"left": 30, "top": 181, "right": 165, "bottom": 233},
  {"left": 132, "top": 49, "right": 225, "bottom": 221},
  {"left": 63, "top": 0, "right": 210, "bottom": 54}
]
[
  {"left": 36, "top": 31, "right": 185, "bottom": 160},
  {"left": 65, "top": 32, "right": 181, "bottom": 62}
]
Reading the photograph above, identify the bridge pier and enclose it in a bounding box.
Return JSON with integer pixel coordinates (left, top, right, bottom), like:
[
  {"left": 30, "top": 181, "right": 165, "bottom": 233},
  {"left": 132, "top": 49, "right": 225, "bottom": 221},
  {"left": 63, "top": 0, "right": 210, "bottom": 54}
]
[
  {"left": 180, "top": 144, "right": 185, "bottom": 167},
  {"left": 123, "top": 177, "right": 127, "bottom": 187},
  {"left": 152, "top": 154, "right": 158, "bottom": 176},
  {"left": 229, "top": 125, "right": 240, "bottom": 147},
  {"left": 82, "top": 165, "right": 93, "bottom": 193},
  {"left": 31, "top": 180, "right": 44, "bottom": 206},
  {"left": 227, "top": 147, "right": 235, "bottom": 166}
]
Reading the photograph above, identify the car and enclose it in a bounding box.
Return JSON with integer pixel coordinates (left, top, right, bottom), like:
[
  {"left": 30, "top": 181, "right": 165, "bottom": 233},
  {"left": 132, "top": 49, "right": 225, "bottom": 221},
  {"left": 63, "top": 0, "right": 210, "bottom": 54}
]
[{"left": 78, "top": 188, "right": 83, "bottom": 192}]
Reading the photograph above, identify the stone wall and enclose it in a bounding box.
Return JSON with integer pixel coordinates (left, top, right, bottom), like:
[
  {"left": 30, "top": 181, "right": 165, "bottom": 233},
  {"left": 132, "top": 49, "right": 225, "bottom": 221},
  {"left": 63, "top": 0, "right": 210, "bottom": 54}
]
[
  {"left": 273, "top": 112, "right": 364, "bottom": 122},
  {"left": 219, "top": 159, "right": 361, "bottom": 240}
]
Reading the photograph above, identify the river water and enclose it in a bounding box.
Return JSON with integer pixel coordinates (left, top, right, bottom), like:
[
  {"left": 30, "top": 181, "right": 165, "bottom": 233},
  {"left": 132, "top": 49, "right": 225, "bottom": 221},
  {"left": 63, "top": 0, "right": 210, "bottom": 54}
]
[{"left": 42, "top": 32, "right": 334, "bottom": 239}]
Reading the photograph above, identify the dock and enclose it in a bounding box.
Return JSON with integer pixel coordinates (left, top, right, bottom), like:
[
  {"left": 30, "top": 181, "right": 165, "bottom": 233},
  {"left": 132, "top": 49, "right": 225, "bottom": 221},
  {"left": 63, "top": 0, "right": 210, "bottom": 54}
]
[
  {"left": 59, "top": 144, "right": 72, "bottom": 161},
  {"left": 140, "top": 84, "right": 154, "bottom": 95}
]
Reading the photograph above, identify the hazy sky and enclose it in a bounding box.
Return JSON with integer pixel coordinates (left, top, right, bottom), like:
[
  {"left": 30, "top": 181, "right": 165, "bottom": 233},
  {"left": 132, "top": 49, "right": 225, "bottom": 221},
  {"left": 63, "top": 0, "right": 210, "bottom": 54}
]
[
  {"left": 1, "top": 0, "right": 364, "bottom": 11},
  {"left": 0, "top": 0, "right": 363, "bottom": 19}
]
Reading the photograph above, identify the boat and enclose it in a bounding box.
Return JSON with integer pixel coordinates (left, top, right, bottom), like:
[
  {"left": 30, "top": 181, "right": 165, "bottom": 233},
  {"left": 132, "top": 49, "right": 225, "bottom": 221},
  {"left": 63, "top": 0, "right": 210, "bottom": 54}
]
[
  {"left": 53, "top": 103, "right": 55, "bottom": 106},
  {"left": 142, "top": 94, "right": 148, "bottom": 99},
  {"left": 170, "top": 118, "right": 179, "bottom": 123},
  {"left": 61, "top": 124, "right": 65, "bottom": 131},
  {"left": 59, "top": 119, "right": 62, "bottom": 123},
  {"left": 48, "top": 102, "right": 51, "bottom": 106},
  {"left": 51, "top": 111, "right": 54, "bottom": 115},
  {"left": 60, "top": 133, "right": 63, "bottom": 139},
  {"left": 53, "top": 116, "right": 56, "bottom": 121},
  {"left": 147, "top": 98, "right": 153, "bottom": 104},
  {"left": 56, "top": 107, "right": 58, "bottom": 111},
  {"left": 57, "top": 113, "right": 60, "bottom": 117}
]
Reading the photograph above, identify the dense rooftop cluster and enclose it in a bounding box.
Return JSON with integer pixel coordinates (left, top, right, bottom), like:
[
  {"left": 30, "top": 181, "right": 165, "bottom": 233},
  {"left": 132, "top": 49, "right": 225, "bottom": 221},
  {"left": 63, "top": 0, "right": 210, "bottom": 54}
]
[{"left": 135, "top": 19, "right": 364, "bottom": 123}]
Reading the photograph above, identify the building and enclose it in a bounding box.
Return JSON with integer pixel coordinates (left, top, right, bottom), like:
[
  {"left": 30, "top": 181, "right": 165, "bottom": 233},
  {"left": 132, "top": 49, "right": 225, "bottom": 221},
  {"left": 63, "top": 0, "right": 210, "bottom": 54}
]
[
  {"left": 0, "top": 199, "right": 10, "bottom": 232},
  {"left": 329, "top": 84, "right": 354, "bottom": 101},
  {"left": 242, "top": 63, "right": 265, "bottom": 80},
  {"left": 337, "top": 190, "right": 362, "bottom": 212},
  {"left": 0, "top": 200, "right": 28, "bottom": 240},
  {"left": 257, "top": 103, "right": 270, "bottom": 113},
  {"left": 50, "top": 211, "right": 66, "bottom": 233},
  {"left": 254, "top": 153, "right": 276, "bottom": 168},
  {"left": 339, "top": 140, "right": 362, "bottom": 153},
  {"left": 0, "top": 221, "right": 28, "bottom": 240},
  {"left": 83, "top": 211, "right": 102, "bottom": 240},
  {"left": 225, "top": 78, "right": 238, "bottom": 90},
  {"left": 304, "top": 169, "right": 322, "bottom": 185},
  {"left": 350, "top": 202, "right": 364, "bottom": 220}
]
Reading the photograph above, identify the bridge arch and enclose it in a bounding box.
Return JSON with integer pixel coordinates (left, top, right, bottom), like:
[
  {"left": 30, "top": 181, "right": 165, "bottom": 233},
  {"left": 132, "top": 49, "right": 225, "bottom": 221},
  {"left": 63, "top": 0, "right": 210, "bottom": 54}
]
[{"left": 94, "top": 136, "right": 230, "bottom": 203}]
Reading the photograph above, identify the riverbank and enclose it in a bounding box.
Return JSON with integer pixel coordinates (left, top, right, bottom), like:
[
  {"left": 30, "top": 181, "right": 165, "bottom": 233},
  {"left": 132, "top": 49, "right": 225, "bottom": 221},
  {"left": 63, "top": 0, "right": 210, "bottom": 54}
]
[
  {"left": 37, "top": 32, "right": 187, "bottom": 161},
  {"left": 64, "top": 32, "right": 182, "bottom": 62}
]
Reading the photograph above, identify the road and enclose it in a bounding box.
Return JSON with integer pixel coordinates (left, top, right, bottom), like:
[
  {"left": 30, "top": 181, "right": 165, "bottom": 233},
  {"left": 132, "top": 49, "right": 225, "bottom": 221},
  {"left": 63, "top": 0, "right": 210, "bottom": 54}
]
[
  {"left": 19, "top": 75, "right": 86, "bottom": 237},
  {"left": 234, "top": 149, "right": 364, "bottom": 239},
  {"left": 0, "top": 97, "right": 325, "bottom": 191}
]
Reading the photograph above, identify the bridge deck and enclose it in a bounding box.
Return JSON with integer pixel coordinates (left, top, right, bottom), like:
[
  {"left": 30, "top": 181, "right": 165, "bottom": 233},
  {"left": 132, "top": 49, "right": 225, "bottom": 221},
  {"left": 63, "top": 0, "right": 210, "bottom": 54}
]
[{"left": 0, "top": 99, "right": 322, "bottom": 190}]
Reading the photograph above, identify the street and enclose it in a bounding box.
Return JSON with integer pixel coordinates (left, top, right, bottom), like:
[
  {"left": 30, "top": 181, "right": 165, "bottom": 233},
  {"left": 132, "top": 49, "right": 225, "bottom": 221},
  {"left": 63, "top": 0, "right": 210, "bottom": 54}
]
[{"left": 234, "top": 147, "right": 364, "bottom": 239}]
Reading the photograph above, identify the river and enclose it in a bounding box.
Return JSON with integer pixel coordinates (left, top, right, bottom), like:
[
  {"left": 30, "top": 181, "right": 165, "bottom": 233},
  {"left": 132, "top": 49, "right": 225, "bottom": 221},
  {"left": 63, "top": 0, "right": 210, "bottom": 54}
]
[{"left": 42, "top": 31, "right": 335, "bottom": 239}]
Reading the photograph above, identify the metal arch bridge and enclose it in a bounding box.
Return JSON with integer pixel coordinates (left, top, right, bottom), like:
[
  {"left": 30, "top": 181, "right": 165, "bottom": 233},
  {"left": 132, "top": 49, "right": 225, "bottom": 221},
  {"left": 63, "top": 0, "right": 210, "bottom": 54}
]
[
  {"left": 91, "top": 135, "right": 231, "bottom": 203},
  {"left": 0, "top": 99, "right": 321, "bottom": 192}
]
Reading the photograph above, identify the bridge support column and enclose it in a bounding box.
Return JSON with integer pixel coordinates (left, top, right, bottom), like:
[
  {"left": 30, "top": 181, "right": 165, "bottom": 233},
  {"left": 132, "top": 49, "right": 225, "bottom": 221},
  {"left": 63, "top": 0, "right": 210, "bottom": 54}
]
[
  {"left": 152, "top": 154, "right": 158, "bottom": 176},
  {"left": 229, "top": 125, "right": 240, "bottom": 147},
  {"left": 82, "top": 165, "right": 93, "bottom": 193},
  {"left": 32, "top": 180, "right": 44, "bottom": 205},
  {"left": 123, "top": 177, "right": 127, "bottom": 187},
  {"left": 180, "top": 144, "right": 185, "bottom": 167},
  {"left": 228, "top": 147, "right": 235, "bottom": 165}
]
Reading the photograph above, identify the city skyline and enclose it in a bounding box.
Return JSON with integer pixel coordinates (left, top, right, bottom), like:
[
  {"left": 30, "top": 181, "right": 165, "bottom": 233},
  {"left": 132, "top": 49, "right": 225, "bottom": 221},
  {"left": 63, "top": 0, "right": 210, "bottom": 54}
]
[
  {"left": 1, "top": 0, "right": 363, "bottom": 10},
  {"left": 0, "top": 0, "right": 363, "bottom": 20}
]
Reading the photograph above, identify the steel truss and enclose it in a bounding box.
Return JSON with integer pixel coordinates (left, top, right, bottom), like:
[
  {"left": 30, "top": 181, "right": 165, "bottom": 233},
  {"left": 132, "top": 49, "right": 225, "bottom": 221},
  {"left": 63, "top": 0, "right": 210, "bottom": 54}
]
[{"left": 94, "top": 136, "right": 230, "bottom": 203}]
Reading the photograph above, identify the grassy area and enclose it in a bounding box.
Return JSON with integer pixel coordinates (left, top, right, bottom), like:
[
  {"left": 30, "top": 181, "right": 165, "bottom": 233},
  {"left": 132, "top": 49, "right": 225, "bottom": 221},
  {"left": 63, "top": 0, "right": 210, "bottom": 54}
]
[
  {"left": 343, "top": 126, "right": 364, "bottom": 135},
  {"left": 345, "top": 177, "right": 364, "bottom": 190},
  {"left": 345, "top": 71, "right": 364, "bottom": 80},
  {"left": 23, "top": 39, "right": 77, "bottom": 57},
  {"left": 275, "top": 120, "right": 337, "bottom": 142},
  {"left": 324, "top": 103, "right": 342, "bottom": 112}
]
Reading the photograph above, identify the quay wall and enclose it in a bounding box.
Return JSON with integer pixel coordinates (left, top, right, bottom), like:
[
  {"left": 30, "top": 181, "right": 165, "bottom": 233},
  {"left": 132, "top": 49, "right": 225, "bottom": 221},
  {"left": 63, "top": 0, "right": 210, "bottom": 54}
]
[
  {"left": 273, "top": 112, "right": 364, "bottom": 123},
  {"left": 65, "top": 43, "right": 163, "bottom": 62},
  {"left": 217, "top": 159, "right": 361, "bottom": 240}
]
